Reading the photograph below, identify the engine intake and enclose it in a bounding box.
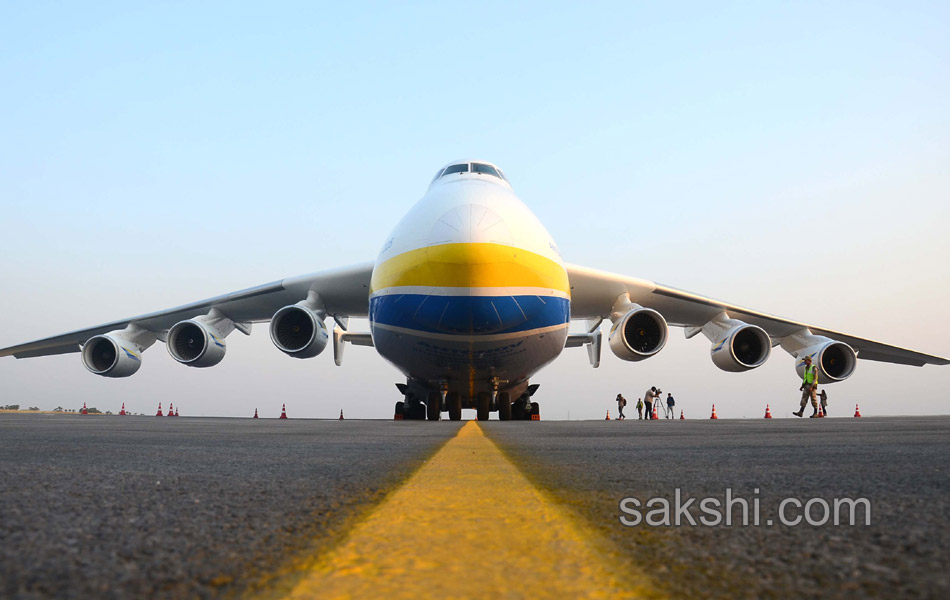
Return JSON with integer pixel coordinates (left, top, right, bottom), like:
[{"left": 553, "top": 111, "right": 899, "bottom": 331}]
[
  {"left": 711, "top": 324, "right": 771, "bottom": 372},
  {"left": 270, "top": 305, "right": 329, "bottom": 358},
  {"left": 81, "top": 334, "right": 143, "bottom": 378},
  {"left": 608, "top": 307, "right": 669, "bottom": 361},
  {"left": 795, "top": 339, "right": 857, "bottom": 383},
  {"left": 167, "top": 319, "right": 227, "bottom": 367}
]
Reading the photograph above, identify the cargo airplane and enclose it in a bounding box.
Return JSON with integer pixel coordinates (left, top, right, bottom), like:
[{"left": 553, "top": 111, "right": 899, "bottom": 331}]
[{"left": 2, "top": 160, "right": 947, "bottom": 420}]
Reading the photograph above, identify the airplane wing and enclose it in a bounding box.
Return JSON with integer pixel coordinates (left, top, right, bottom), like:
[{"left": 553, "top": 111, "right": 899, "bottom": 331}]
[
  {"left": 0, "top": 262, "right": 374, "bottom": 359},
  {"left": 566, "top": 263, "right": 949, "bottom": 367}
]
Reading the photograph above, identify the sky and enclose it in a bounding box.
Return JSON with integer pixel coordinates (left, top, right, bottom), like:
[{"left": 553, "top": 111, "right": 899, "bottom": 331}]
[{"left": 1, "top": 1, "right": 948, "bottom": 419}]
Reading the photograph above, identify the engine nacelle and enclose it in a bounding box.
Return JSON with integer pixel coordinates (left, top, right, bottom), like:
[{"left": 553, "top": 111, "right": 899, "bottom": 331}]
[
  {"left": 269, "top": 304, "right": 329, "bottom": 358},
  {"left": 795, "top": 338, "right": 857, "bottom": 383},
  {"left": 167, "top": 319, "right": 227, "bottom": 367},
  {"left": 81, "top": 334, "right": 143, "bottom": 378},
  {"left": 608, "top": 307, "right": 669, "bottom": 361},
  {"left": 711, "top": 323, "right": 771, "bottom": 372}
]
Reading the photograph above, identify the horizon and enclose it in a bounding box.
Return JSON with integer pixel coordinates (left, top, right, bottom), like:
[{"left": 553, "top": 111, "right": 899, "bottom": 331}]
[{"left": 2, "top": 2, "right": 948, "bottom": 419}]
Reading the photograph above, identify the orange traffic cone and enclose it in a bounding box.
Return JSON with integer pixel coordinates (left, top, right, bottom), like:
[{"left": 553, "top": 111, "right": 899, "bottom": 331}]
[
  {"left": 119, "top": 402, "right": 126, "bottom": 416},
  {"left": 167, "top": 402, "right": 175, "bottom": 417},
  {"left": 279, "top": 404, "right": 288, "bottom": 419},
  {"left": 764, "top": 404, "right": 773, "bottom": 419},
  {"left": 817, "top": 403, "right": 824, "bottom": 418},
  {"left": 652, "top": 404, "right": 658, "bottom": 419},
  {"left": 710, "top": 404, "right": 719, "bottom": 419},
  {"left": 606, "top": 410, "right": 611, "bottom": 420},
  {"left": 854, "top": 404, "right": 862, "bottom": 418},
  {"left": 339, "top": 409, "right": 345, "bottom": 420},
  {"left": 156, "top": 402, "right": 163, "bottom": 417},
  {"left": 174, "top": 407, "right": 180, "bottom": 417},
  {"left": 680, "top": 409, "right": 685, "bottom": 420},
  {"left": 81, "top": 402, "right": 88, "bottom": 415},
  {"left": 253, "top": 408, "right": 259, "bottom": 419}
]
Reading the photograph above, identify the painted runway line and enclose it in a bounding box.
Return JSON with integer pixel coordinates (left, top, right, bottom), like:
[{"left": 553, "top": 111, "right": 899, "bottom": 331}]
[{"left": 281, "top": 421, "right": 659, "bottom": 599}]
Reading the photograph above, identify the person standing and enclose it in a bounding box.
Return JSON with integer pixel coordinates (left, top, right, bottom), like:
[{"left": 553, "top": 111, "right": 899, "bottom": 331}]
[
  {"left": 616, "top": 394, "right": 627, "bottom": 420},
  {"left": 793, "top": 355, "right": 820, "bottom": 418},
  {"left": 666, "top": 393, "right": 675, "bottom": 419},
  {"left": 818, "top": 389, "right": 828, "bottom": 416},
  {"left": 636, "top": 397, "right": 644, "bottom": 420},
  {"left": 644, "top": 386, "right": 658, "bottom": 420}
]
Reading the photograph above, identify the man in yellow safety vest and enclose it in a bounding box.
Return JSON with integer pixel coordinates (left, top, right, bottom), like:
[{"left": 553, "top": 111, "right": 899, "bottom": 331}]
[{"left": 793, "top": 355, "right": 820, "bottom": 418}]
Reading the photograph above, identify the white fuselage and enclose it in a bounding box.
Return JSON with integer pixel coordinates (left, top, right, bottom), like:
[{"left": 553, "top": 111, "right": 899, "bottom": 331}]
[{"left": 368, "top": 163, "right": 570, "bottom": 400}]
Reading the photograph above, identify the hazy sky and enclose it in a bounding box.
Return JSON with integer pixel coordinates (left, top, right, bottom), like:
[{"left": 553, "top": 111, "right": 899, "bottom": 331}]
[{"left": 1, "top": 2, "right": 948, "bottom": 419}]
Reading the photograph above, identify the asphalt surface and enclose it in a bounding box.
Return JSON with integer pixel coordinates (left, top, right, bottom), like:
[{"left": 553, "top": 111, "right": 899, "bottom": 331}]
[
  {"left": 485, "top": 416, "right": 950, "bottom": 600},
  {"left": 2, "top": 414, "right": 948, "bottom": 599},
  {"left": 0, "top": 414, "right": 461, "bottom": 599}
]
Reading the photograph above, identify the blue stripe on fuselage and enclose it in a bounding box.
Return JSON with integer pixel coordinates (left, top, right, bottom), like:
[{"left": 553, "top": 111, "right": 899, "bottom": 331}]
[{"left": 369, "top": 294, "right": 570, "bottom": 336}]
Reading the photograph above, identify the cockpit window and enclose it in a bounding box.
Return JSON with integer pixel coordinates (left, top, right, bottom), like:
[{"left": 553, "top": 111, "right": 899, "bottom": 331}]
[
  {"left": 442, "top": 163, "right": 469, "bottom": 176},
  {"left": 472, "top": 163, "right": 501, "bottom": 178},
  {"left": 431, "top": 168, "right": 444, "bottom": 183},
  {"left": 496, "top": 168, "right": 508, "bottom": 182}
]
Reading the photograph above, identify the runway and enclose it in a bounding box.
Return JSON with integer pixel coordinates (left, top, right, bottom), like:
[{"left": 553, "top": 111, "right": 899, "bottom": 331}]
[{"left": 1, "top": 414, "right": 948, "bottom": 599}]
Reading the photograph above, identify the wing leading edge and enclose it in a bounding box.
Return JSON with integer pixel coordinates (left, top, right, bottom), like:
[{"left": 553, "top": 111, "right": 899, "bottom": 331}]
[
  {"left": 0, "top": 262, "right": 374, "bottom": 359},
  {"left": 566, "top": 263, "right": 949, "bottom": 368}
]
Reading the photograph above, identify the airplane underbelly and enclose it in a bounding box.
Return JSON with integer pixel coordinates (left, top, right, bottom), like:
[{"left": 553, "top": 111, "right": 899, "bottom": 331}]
[{"left": 369, "top": 294, "right": 569, "bottom": 387}]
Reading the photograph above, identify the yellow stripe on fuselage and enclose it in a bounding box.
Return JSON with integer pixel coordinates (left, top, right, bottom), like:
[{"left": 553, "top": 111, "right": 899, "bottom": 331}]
[{"left": 370, "top": 243, "right": 569, "bottom": 295}]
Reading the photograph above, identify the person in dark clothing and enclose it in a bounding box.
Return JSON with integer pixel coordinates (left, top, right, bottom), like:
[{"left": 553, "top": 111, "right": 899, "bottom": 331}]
[
  {"left": 644, "top": 386, "right": 658, "bottom": 420},
  {"left": 616, "top": 394, "right": 627, "bottom": 420},
  {"left": 666, "top": 393, "right": 675, "bottom": 419}
]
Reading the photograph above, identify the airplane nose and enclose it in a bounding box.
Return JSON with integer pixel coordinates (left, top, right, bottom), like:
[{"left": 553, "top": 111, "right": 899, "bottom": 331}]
[{"left": 370, "top": 203, "right": 570, "bottom": 337}]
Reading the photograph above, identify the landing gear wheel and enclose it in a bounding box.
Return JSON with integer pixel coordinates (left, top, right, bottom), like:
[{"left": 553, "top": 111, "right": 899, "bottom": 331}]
[
  {"left": 395, "top": 401, "right": 405, "bottom": 419},
  {"left": 447, "top": 392, "right": 462, "bottom": 421},
  {"left": 530, "top": 402, "right": 540, "bottom": 420},
  {"left": 512, "top": 395, "right": 528, "bottom": 420},
  {"left": 407, "top": 397, "right": 426, "bottom": 420},
  {"left": 476, "top": 392, "right": 491, "bottom": 421},
  {"left": 497, "top": 391, "right": 511, "bottom": 421},
  {"left": 427, "top": 391, "right": 441, "bottom": 421}
]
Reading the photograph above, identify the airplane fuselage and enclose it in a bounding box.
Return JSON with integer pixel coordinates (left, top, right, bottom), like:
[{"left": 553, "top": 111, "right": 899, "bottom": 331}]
[{"left": 368, "top": 161, "right": 569, "bottom": 403}]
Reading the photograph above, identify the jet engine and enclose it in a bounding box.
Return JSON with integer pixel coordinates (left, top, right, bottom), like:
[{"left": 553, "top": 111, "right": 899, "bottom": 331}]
[
  {"left": 795, "top": 338, "right": 857, "bottom": 383},
  {"left": 710, "top": 323, "right": 771, "bottom": 372},
  {"left": 81, "top": 334, "right": 143, "bottom": 378},
  {"left": 269, "top": 304, "right": 329, "bottom": 358},
  {"left": 167, "top": 319, "right": 227, "bottom": 367},
  {"left": 608, "top": 307, "right": 669, "bottom": 361}
]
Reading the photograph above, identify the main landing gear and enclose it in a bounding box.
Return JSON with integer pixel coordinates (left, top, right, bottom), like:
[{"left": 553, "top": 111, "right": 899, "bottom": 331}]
[
  {"left": 511, "top": 394, "right": 539, "bottom": 421},
  {"left": 393, "top": 383, "right": 539, "bottom": 421}
]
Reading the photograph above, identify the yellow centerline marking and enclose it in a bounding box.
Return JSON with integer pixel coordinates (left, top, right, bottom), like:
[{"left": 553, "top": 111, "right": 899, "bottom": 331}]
[{"left": 280, "top": 422, "right": 659, "bottom": 599}]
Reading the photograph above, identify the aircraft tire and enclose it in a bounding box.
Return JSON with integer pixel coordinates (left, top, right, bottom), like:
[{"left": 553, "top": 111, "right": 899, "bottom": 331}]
[
  {"left": 512, "top": 396, "right": 527, "bottom": 420},
  {"left": 476, "top": 392, "right": 491, "bottom": 421},
  {"left": 447, "top": 393, "right": 462, "bottom": 421},
  {"left": 497, "top": 391, "right": 511, "bottom": 421},
  {"left": 427, "top": 391, "right": 441, "bottom": 421},
  {"left": 406, "top": 398, "right": 426, "bottom": 420},
  {"left": 530, "top": 402, "right": 540, "bottom": 420},
  {"left": 395, "top": 401, "right": 405, "bottom": 419}
]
